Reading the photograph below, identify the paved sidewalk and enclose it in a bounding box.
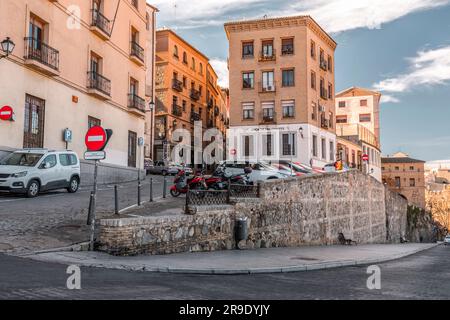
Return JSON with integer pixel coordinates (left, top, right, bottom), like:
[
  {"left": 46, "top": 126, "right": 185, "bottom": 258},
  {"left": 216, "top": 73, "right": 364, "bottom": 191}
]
[{"left": 22, "top": 243, "right": 439, "bottom": 275}]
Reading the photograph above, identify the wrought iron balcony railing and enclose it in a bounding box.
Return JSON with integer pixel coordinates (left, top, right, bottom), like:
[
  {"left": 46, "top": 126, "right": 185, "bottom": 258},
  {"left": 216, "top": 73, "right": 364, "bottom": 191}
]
[
  {"left": 172, "top": 104, "right": 183, "bottom": 117},
  {"left": 87, "top": 71, "right": 111, "bottom": 96},
  {"left": 130, "top": 41, "right": 145, "bottom": 63},
  {"left": 259, "top": 49, "right": 276, "bottom": 62},
  {"left": 190, "top": 89, "right": 201, "bottom": 101},
  {"left": 128, "top": 93, "right": 146, "bottom": 112},
  {"left": 91, "top": 9, "right": 111, "bottom": 36},
  {"left": 24, "top": 37, "right": 59, "bottom": 71},
  {"left": 172, "top": 79, "right": 183, "bottom": 92}
]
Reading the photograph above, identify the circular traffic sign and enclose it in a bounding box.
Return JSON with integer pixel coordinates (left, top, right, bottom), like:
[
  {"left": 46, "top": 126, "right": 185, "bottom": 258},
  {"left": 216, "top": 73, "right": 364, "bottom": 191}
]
[
  {"left": 362, "top": 154, "right": 369, "bottom": 162},
  {"left": 230, "top": 148, "right": 237, "bottom": 156},
  {"left": 0, "top": 106, "right": 13, "bottom": 121},
  {"left": 85, "top": 126, "right": 107, "bottom": 151}
]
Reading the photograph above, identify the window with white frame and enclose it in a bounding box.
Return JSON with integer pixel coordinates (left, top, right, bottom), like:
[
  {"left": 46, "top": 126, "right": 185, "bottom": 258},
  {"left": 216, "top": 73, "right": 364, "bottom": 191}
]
[
  {"left": 262, "top": 134, "right": 274, "bottom": 157},
  {"left": 282, "top": 133, "right": 296, "bottom": 156},
  {"left": 282, "top": 100, "right": 295, "bottom": 118},
  {"left": 242, "top": 102, "right": 254, "bottom": 120},
  {"left": 321, "top": 138, "right": 326, "bottom": 160},
  {"left": 242, "top": 135, "right": 254, "bottom": 157}
]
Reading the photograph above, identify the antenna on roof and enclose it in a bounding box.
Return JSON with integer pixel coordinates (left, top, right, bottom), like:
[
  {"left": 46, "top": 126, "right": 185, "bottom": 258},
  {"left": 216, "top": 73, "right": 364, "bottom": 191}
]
[{"left": 263, "top": 14, "right": 268, "bottom": 19}]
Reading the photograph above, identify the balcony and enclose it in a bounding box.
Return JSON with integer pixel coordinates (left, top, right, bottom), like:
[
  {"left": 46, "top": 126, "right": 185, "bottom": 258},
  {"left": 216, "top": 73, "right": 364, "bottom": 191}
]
[
  {"left": 172, "top": 104, "right": 182, "bottom": 117},
  {"left": 130, "top": 41, "right": 145, "bottom": 66},
  {"left": 24, "top": 38, "right": 60, "bottom": 76},
  {"left": 321, "top": 114, "right": 329, "bottom": 129},
  {"left": 260, "top": 110, "right": 277, "bottom": 124},
  {"left": 320, "top": 59, "right": 328, "bottom": 71},
  {"left": 190, "top": 89, "right": 201, "bottom": 101},
  {"left": 259, "top": 50, "right": 276, "bottom": 62},
  {"left": 281, "top": 45, "right": 294, "bottom": 55},
  {"left": 337, "top": 124, "right": 380, "bottom": 149},
  {"left": 87, "top": 71, "right": 111, "bottom": 100},
  {"left": 172, "top": 79, "right": 183, "bottom": 92},
  {"left": 90, "top": 9, "right": 111, "bottom": 40},
  {"left": 128, "top": 93, "right": 146, "bottom": 115},
  {"left": 259, "top": 82, "right": 276, "bottom": 93},
  {"left": 190, "top": 112, "right": 201, "bottom": 123}
]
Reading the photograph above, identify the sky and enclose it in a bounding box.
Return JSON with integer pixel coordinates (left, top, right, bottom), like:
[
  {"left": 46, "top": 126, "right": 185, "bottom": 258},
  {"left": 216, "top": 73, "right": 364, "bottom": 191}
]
[{"left": 148, "top": 0, "right": 450, "bottom": 161}]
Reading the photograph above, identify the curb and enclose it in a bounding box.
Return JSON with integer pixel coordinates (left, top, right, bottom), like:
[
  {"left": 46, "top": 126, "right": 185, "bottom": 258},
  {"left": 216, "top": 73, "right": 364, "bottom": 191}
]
[{"left": 22, "top": 243, "right": 440, "bottom": 275}]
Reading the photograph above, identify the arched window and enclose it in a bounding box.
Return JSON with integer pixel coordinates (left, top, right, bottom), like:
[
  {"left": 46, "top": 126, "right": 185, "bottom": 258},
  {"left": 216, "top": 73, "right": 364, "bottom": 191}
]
[
  {"left": 146, "top": 13, "right": 150, "bottom": 31},
  {"left": 192, "top": 58, "right": 196, "bottom": 71},
  {"left": 199, "top": 63, "right": 203, "bottom": 75},
  {"left": 173, "top": 45, "right": 179, "bottom": 58},
  {"left": 183, "top": 52, "right": 188, "bottom": 64}
]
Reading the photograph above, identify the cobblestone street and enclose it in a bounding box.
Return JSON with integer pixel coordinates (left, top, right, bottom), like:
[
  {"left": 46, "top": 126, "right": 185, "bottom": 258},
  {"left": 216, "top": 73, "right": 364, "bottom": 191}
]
[{"left": 0, "top": 175, "right": 180, "bottom": 253}]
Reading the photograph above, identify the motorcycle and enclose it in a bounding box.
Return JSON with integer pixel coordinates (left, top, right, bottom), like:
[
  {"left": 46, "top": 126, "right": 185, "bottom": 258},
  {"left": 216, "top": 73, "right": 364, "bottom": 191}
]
[
  {"left": 206, "top": 167, "right": 253, "bottom": 190},
  {"left": 170, "top": 169, "right": 207, "bottom": 197}
]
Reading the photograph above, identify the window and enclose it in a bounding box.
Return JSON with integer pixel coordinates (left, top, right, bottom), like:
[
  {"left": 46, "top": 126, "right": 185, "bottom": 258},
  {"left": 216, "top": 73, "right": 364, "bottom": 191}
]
[
  {"left": 262, "top": 134, "right": 274, "bottom": 156},
  {"left": 395, "top": 166, "right": 400, "bottom": 171},
  {"left": 182, "top": 76, "right": 187, "bottom": 88},
  {"left": 327, "top": 55, "right": 332, "bottom": 72},
  {"left": 410, "top": 178, "right": 416, "bottom": 187},
  {"left": 242, "top": 102, "right": 254, "bottom": 120},
  {"left": 129, "top": 77, "right": 138, "bottom": 96},
  {"left": 262, "top": 101, "right": 275, "bottom": 121},
  {"left": 359, "top": 113, "right": 371, "bottom": 122},
  {"left": 311, "top": 102, "right": 317, "bottom": 120},
  {"left": 310, "top": 40, "right": 316, "bottom": 59},
  {"left": 23, "top": 94, "right": 45, "bottom": 148},
  {"left": 191, "top": 57, "right": 196, "bottom": 71},
  {"left": 282, "top": 100, "right": 295, "bottom": 118},
  {"left": 59, "top": 154, "right": 78, "bottom": 166},
  {"left": 261, "top": 40, "right": 274, "bottom": 58},
  {"left": 131, "top": 0, "right": 138, "bottom": 9},
  {"left": 328, "top": 83, "right": 333, "bottom": 99},
  {"left": 281, "top": 38, "right": 294, "bottom": 55},
  {"left": 182, "top": 100, "right": 186, "bottom": 112},
  {"left": 338, "top": 101, "right": 346, "bottom": 108},
  {"left": 360, "top": 99, "right": 368, "bottom": 107},
  {"left": 282, "top": 69, "right": 295, "bottom": 87},
  {"left": 311, "top": 71, "right": 316, "bottom": 89},
  {"left": 88, "top": 116, "right": 101, "bottom": 128},
  {"left": 329, "top": 112, "right": 333, "bottom": 129},
  {"left": 321, "top": 138, "right": 326, "bottom": 160},
  {"left": 312, "top": 135, "right": 318, "bottom": 157},
  {"left": 40, "top": 155, "right": 57, "bottom": 169},
  {"left": 199, "top": 63, "right": 203, "bottom": 75},
  {"left": 336, "top": 115, "right": 347, "bottom": 124},
  {"left": 330, "top": 141, "right": 335, "bottom": 161},
  {"left": 183, "top": 52, "right": 188, "bottom": 64},
  {"left": 395, "top": 177, "right": 401, "bottom": 187},
  {"left": 173, "top": 45, "right": 179, "bottom": 58},
  {"left": 261, "top": 71, "right": 275, "bottom": 91},
  {"left": 242, "top": 72, "right": 254, "bottom": 89},
  {"left": 242, "top": 42, "right": 254, "bottom": 58},
  {"left": 410, "top": 166, "right": 414, "bottom": 171},
  {"left": 282, "top": 133, "right": 296, "bottom": 156},
  {"left": 146, "top": 13, "right": 150, "bottom": 31},
  {"left": 242, "top": 135, "right": 254, "bottom": 157}
]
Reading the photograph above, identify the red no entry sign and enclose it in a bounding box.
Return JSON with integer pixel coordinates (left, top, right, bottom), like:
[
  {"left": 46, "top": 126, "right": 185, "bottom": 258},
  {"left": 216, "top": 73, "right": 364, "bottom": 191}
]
[
  {"left": 0, "top": 106, "right": 13, "bottom": 121},
  {"left": 362, "top": 154, "right": 369, "bottom": 162},
  {"left": 85, "top": 126, "right": 107, "bottom": 151},
  {"left": 230, "top": 148, "right": 237, "bottom": 156}
]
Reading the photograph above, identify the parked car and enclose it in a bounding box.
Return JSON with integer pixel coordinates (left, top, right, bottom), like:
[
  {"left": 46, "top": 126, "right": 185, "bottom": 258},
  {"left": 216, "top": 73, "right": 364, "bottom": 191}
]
[
  {"left": 216, "top": 160, "right": 288, "bottom": 183},
  {"left": 271, "top": 163, "right": 302, "bottom": 177},
  {"left": 279, "top": 161, "right": 314, "bottom": 175},
  {"left": 146, "top": 161, "right": 192, "bottom": 176},
  {"left": 444, "top": 235, "right": 450, "bottom": 245},
  {"left": 0, "top": 149, "right": 80, "bottom": 198}
]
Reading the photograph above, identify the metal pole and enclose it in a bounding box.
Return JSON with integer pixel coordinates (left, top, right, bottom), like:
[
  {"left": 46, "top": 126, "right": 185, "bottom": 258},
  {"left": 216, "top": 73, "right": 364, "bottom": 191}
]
[
  {"left": 87, "top": 191, "right": 94, "bottom": 225},
  {"left": 149, "top": 177, "right": 153, "bottom": 202},
  {"left": 163, "top": 175, "right": 167, "bottom": 199},
  {"left": 138, "top": 179, "right": 142, "bottom": 206},
  {"left": 89, "top": 160, "right": 99, "bottom": 251},
  {"left": 185, "top": 184, "right": 190, "bottom": 214},
  {"left": 114, "top": 185, "right": 119, "bottom": 215}
]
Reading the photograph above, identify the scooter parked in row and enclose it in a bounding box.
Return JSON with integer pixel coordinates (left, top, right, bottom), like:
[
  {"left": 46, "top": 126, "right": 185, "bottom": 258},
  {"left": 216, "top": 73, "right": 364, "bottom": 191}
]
[
  {"left": 169, "top": 169, "right": 207, "bottom": 197},
  {"left": 205, "top": 167, "right": 253, "bottom": 190}
]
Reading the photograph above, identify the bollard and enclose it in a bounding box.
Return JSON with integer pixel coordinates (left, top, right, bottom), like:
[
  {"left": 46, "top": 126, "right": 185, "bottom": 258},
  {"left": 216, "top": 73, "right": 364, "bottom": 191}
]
[
  {"left": 114, "top": 185, "right": 119, "bottom": 215},
  {"left": 163, "top": 176, "right": 167, "bottom": 199},
  {"left": 87, "top": 191, "right": 94, "bottom": 225},
  {"left": 138, "top": 180, "right": 142, "bottom": 206},
  {"left": 149, "top": 177, "right": 153, "bottom": 202}
]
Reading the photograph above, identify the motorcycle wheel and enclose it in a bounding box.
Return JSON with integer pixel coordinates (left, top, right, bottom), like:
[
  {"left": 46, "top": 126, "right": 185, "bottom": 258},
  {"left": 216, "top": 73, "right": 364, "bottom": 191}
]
[{"left": 170, "top": 189, "right": 181, "bottom": 197}]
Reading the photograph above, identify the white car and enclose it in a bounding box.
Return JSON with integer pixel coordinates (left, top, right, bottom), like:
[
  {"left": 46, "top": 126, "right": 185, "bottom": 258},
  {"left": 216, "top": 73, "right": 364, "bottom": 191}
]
[
  {"left": 444, "top": 235, "right": 450, "bottom": 245},
  {"left": 216, "top": 160, "right": 288, "bottom": 183},
  {"left": 0, "top": 149, "right": 81, "bottom": 198}
]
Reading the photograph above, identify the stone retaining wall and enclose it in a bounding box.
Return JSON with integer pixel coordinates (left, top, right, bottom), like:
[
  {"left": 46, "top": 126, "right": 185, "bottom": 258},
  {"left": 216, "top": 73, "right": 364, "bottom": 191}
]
[{"left": 97, "top": 170, "right": 409, "bottom": 256}]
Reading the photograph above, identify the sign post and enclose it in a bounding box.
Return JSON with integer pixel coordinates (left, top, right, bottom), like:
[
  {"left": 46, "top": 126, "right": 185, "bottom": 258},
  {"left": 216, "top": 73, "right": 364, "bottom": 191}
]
[{"left": 84, "top": 126, "right": 112, "bottom": 251}]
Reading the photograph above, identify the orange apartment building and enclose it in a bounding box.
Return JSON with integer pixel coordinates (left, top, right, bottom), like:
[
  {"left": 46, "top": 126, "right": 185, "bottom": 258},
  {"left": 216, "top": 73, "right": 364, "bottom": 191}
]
[
  {"left": 335, "top": 87, "right": 382, "bottom": 181},
  {"left": 153, "top": 29, "right": 228, "bottom": 163},
  {"left": 224, "top": 16, "right": 337, "bottom": 167},
  {"left": 0, "top": 0, "right": 150, "bottom": 173},
  {"left": 382, "top": 152, "right": 426, "bottom": 208}
]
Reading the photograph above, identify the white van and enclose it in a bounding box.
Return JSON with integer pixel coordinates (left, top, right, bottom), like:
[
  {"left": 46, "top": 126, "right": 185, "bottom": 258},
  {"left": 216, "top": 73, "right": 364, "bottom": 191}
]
[{"left": 0, "top": 149, "right": 81, "bottom": 197}]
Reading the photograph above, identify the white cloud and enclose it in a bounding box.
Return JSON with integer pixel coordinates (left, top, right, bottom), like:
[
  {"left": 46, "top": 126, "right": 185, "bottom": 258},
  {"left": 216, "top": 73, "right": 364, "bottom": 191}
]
[
  {"left": 149, "top": 0, "right": 450, "bottom": 33},
  {"left": 373, "top": 46, "right": 450, "bottom": 101},
  {"left": 380, "top": 95, "right": 400, "bottom": 104},
  {"left": 209, "top": 59, "right": 229, "bottom": 88}
]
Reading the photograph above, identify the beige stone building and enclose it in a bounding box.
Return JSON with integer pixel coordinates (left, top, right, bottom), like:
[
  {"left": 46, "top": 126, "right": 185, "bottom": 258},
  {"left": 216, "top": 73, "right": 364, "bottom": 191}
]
[
  {"left": 224, "top": 16, "right": 337, "bottom": 167},
  {"left": 0, "top": 0, "right": 150, "bottom": 172},
  {"left": 382, "top": 152, "right": 426, "bottom": 208},
  {"left": 153, "top": 29, "right": 228, "bottom": 163},
  {"left": 335, "top": 87, "right": 382, "bottom": 181}
]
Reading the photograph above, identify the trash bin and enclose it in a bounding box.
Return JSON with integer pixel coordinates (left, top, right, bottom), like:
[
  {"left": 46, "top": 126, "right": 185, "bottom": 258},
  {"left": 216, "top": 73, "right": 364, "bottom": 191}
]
[{"left": 235, "top": 217, "right": 248, "bottom": 242}]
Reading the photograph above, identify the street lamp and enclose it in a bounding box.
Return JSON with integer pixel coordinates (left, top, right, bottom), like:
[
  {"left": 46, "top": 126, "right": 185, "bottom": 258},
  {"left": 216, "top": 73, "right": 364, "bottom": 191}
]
[{"left": 0, "top": 37, "right": 15, "bottom": 59}]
